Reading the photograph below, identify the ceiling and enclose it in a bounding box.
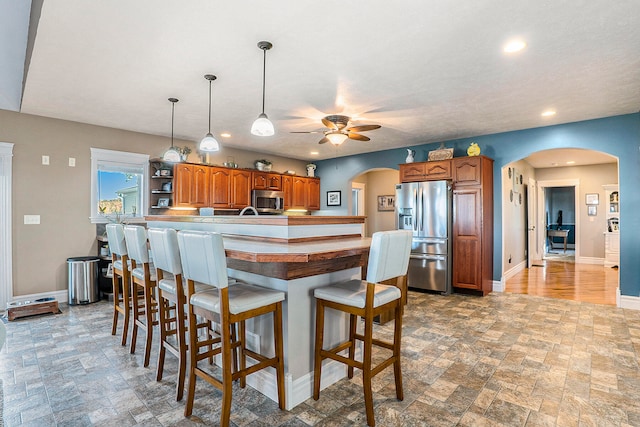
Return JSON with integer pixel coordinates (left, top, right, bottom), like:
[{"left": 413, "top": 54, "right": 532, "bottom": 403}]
[
  {"left": 524, "top": 148, "right": 617, "bottom": 169},
  {"left": 2, "top": 1, "right": 640, "bottom": 161}
]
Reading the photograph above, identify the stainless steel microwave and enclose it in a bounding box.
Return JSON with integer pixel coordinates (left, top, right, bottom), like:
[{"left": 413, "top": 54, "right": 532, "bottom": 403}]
[{"left": 251, "top": 190, "right": 285, "bottom": 214}]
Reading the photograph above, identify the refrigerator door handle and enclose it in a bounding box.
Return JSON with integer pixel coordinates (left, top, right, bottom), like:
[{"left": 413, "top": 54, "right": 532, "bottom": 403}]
[
  {"left": 419, "top": 189, "right": 424, "bottom": 232},
  {"left": 413, "top": 188, "right": 418, "bottom": 231},
  {"left": 410, "top": 254, "right": 447, "bottom": 261}
]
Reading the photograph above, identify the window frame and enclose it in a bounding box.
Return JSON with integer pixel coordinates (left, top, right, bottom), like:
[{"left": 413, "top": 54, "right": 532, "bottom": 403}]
[{"left": 90, "top": 148, "right": 149, "bottom": 223}]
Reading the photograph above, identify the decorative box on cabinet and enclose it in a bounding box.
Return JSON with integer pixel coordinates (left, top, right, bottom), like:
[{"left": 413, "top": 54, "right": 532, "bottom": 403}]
[{"left": 452, "top": 155, "right": 494, "bottom": 295}]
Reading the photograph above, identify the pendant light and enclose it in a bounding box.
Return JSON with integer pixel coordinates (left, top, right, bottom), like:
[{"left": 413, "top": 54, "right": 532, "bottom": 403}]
[
  {"left": 251, "top": 41, "right": 275, "bottom": 136},
  {"left": 162, "top": 98, "right": 182, "bottom": 162},
  {"left": 199, "top": 74, "right": 220, "bottom": 152}
]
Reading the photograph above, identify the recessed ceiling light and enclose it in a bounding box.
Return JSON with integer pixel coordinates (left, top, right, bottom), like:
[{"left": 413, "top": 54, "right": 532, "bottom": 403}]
[
  {"left": 310, "top": 151, "right": 319, "bottom": 155},
  {"left": 220, "top": 132, "right": 231, "bottom": 138},
  {"left": 503, "top": 39, "right": 526, "bottom": 53},
  {"left": 566, "top": 161, "right": 575, "bottom": 165},
  {"left": 541, "top": 110, "right": 556, "bottom": 117}
]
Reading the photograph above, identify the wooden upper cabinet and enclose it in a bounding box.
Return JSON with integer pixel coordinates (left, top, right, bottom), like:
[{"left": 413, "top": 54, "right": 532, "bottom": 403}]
[
  {"left": 230, "top": 169, "right": 252, "bottom": 208},
  {"left": 174, "top": 163, "right": 209, "bottom": 207},
  {"left": 252, "top": 172, "right": 282, "bottom": 190},
  {"left": 307, "top": 178, "right": 320, "bottom": 210},
  {"left": 209, "top": 167, "right": 231, "bottom": 208},
  {"left": 453, "top": 156, "right": 482, "bottom": 186},
  {"left": 400, "top": 160, "right": 451, "bottom": 182},
  {"left": 282, "top": 174, "right": 293, "bottom": 209},
  {"left": 291, "top": 177, "right": 308, "bottom": 209}
]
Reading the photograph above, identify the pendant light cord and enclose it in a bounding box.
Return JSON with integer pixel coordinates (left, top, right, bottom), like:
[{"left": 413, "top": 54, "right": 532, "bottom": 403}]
[
  {"left": 208, "top": 79, "right": 212, "bottom": 133},
  {"left": 261, "top": 48, "right": 267, "bottom": 114},
  {"left": 171, "top": 101, "right": 175, "bottom": 149}
]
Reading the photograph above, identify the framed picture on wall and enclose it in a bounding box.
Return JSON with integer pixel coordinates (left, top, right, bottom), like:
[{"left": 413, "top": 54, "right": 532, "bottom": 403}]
[
  {"left": 377, "top": 195, "right": 395, "bottom": 211},
  {"left": 585, "top": 193, "right": 599, "bottom": 205},
  {"left": 327, "top": 191, "right": 341, "bottom": 206},
  {"left": 588, "top": 205, "right": 597, "bottom": 216}
]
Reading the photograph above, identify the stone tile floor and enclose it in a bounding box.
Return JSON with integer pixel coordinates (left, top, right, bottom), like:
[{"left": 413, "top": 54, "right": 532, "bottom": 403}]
[{"left": 1, "top": 291, "right": 640, "bottom": 426}]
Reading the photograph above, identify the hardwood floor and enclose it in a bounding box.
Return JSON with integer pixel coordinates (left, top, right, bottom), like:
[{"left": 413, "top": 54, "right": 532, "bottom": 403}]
[{"left": 504, "top": 260, "right": 619, "bottom": 305}]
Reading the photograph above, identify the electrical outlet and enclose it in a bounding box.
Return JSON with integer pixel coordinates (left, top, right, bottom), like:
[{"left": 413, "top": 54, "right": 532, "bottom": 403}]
[
  {"left": 24, "top": 215, "right": 40, "bottom": 225},
  {"left": 69, "top": 157, "right": 76, "bottom": 167},
  {"left": 42, "top": 155, "right": 49, "bottom": 165}
]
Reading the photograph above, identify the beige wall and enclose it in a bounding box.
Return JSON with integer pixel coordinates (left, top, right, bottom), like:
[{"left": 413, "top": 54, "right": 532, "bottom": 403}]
[
  {"left": 0, "top": 109, "right": 308, "bottom": 297},
  {"left": 501, "top": 160, "right": 618, "bottom": 274},
  {"left": 535, "top": 163, "right": 618, "bottom": 259},
  {"left": 352, "top": 169, "right": 398, "bottom": 237}
]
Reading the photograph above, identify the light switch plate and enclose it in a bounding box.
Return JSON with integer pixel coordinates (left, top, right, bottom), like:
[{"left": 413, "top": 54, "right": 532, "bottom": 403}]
[
  {"left": 24, "top": 215, "right": 40, "bottom": 225},
  {"left": 42, "top": 155, "right": 49, "bottom": 165},
  {"left": 69, "top": 157, "right": 76, "bottom": 167}
]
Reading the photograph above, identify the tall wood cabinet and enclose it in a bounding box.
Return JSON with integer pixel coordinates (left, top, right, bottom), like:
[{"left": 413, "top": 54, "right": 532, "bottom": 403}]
[{"left": 452, "top": 156, "right": 493, "bottom": 295}]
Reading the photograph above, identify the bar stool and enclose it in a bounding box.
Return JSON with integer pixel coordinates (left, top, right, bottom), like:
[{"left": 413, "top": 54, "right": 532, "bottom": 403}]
[
  {"left": 105, "top": 223, "right": 132, "bottom": 346},
  {"left": 313, "top": 230, "right": 412, "bottom": 427},
  {"left": 147, "top": 227, "right": 235, "bottom": 401},
  {"left": 124, "top": 225, "right": 159, "bottom": 367},
  {"left": 177, "top": 230, "right": 286, "bottom": 426}
]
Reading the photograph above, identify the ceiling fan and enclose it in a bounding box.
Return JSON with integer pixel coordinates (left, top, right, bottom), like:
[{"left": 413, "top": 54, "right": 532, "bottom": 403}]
[{"left": 292, "top": 115, "right": 381, "bottom": 145}]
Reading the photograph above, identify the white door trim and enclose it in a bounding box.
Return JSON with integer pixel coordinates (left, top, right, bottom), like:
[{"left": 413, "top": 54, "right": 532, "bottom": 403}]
[{"left": 0, "top": 142, "right": 14, "bottom": 310}]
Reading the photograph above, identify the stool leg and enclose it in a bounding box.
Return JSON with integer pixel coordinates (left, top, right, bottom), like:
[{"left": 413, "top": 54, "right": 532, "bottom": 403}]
[
  {"left": 176, "top": 295, "right": 187, "bottom": 401},
  {"left": 239, "top": 320, "right": 247, "bottom": 389},
  {"left": 393, "top": 302, "right": 403, "bottom": 401},
  {"left": 274, "top": 302, "right": 285, "bottom": 410},
  {"left": 347, "top": 313, "right": 357, "bottom": 379},
  {"left": 184, "top": 297, "right": 199, "bottom": 417},
  {"left": 111, "top": 274, "right": 120, "bottom": 336},
  {"left": 156, "top": 292, "right": 168, "bottom": 381},
  {"left": 220, "top": 319, "right": 234, "bottom": 427},
  {"left": 130, "top": 282, "right": 140, "bottom": 355},
  {"left": 142, "top": 283, "right": 155, "bottom": 367},
  {"left": 313, "top": 299, "right": 325, "bottom": 400},
  {"left": 362, "top": 312, "right": 375, "bottom": 427},
  {"left": 121, "top": 274, "right": 131, "bottom": 347}
]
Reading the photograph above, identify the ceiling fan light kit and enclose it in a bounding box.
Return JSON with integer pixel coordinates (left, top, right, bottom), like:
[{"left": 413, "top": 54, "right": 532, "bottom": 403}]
[
  {"left": 162, "top": 97, "right": 182, "bottom": 162},
  {"left": 199, "top": 74, "right": 220, "bottom": 152},
  {"left": 296, "top": 114, "right": 381, "bottom": 145},
  {"left": 251, "top": 41, "right": 275, "bottom": 136}
]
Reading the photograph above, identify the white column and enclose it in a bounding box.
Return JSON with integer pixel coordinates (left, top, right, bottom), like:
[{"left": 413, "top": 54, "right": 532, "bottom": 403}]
[{"left": 0, "top": 142, "right": 14, "bottom": 310}]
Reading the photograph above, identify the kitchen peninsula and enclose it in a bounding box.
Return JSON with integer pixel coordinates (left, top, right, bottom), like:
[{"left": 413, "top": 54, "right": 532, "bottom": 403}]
[{"left": 145, "top": 215, "right": 369, "bottom": 409}]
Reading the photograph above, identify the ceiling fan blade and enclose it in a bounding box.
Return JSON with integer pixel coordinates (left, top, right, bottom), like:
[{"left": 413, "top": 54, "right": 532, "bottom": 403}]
[
  {"left": 322, "top": 118, "right": 339, "bottom": 130},
  {"left": 348, "top": 133, "right": 370, "bottom": 142},
  {"left": 318, "top": 137, "right": 329, "bottom": 144},
  {"left": 290, "top": 131, "right": 323, "bottom": 134},
  {"left": 346, "top": 124, "right": 381, "bottom": 132}
]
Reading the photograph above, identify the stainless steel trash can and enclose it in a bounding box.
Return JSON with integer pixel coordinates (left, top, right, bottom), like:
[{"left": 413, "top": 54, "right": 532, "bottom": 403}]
[{"left": 67, "top": 256, "right": 100, "bottom": 305}]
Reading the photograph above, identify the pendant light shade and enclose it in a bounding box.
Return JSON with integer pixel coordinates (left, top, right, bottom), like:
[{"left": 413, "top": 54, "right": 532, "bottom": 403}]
[
  {"left": 162, "top": 98, "right": 182, "bottom": 162},
  {"left": 199, "top": 74, "right": 220, "bottom": 152},
  {"left": 326, "top": 131, "right": 348, "bottom": 146},
  {"left": 251, "top": 41, "right": 274, "bottom": 136}
]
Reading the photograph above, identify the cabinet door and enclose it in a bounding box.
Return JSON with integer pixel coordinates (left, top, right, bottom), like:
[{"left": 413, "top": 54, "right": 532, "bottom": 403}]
[
  {"left": 307, "top": 178, "right": 320, "bottom": 210},
  {"left": 424, "top": 160, "right": 452, "bottom": 180},
  {"left": 267, "top": 173, "right": 282, "bottom": 190},
  {"left": 453, "top": 157, "right": 481, "bottom": 186},
  {"left": 174, "top": 163, "right": 209, "bottom": 207},
  {"left": 231, "top": 170, "right": 252, "bottom": 208},
  {"left": 400, "top": 163, "right": 426, "bottom": 182},
  {"left": 252, "top": 172, "right": 268, "bottom": 190},
  {"left": 282, "top": 175, "right": 293, "bottom": 209},
  {"left": 191, "top": 165, "right": 210, "bottom": 207},
  {"left": 210, "top": 167, "right": 231, "bottom": 208},
  {"left": 292, "top": 177, "right": 308, "bottom": 209},
  {"left": 452, "top": 188, "right": 482, "bottom": 290}
]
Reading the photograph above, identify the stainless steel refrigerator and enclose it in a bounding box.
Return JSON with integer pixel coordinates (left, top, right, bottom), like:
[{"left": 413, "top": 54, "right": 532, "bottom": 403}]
[{"left": 395, "top": 181, "right": 452, "bottom": 294}]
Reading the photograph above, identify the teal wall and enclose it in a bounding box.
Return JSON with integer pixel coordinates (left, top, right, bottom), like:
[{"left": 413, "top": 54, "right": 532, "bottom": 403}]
[{"left": 315, "top": 113, "right": 640, "bottom": 296}]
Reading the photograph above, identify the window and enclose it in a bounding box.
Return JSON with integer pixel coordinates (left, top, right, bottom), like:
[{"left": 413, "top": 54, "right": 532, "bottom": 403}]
[{"left": 90, "top": 148, "right": 149, "bottom": 223}]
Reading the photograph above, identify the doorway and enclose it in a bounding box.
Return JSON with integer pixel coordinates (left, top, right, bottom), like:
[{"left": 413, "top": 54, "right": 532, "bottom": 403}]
[
  {"left": 539, "top": 181, "right": 578, "bottom": 262},
  {"left": 0, "top": 142, "right": 14, "bottom": 310}
]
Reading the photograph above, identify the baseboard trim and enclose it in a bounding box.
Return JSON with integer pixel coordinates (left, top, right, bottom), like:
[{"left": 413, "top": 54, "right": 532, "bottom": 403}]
[
  {"left": 577, "top": 256, "right": 604, "bottom": 265},
  {"left": 503, "top": 260, "right": 526, "bottom": 281},
  {"left": 493, "top": 280, "right": 505, "bottom": 292},
  {"left": 10, "top": 290, "right": 67, "bottom": 305},
  {"left": 618, "top": 289, "right": 640, "bottom": 310}
]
